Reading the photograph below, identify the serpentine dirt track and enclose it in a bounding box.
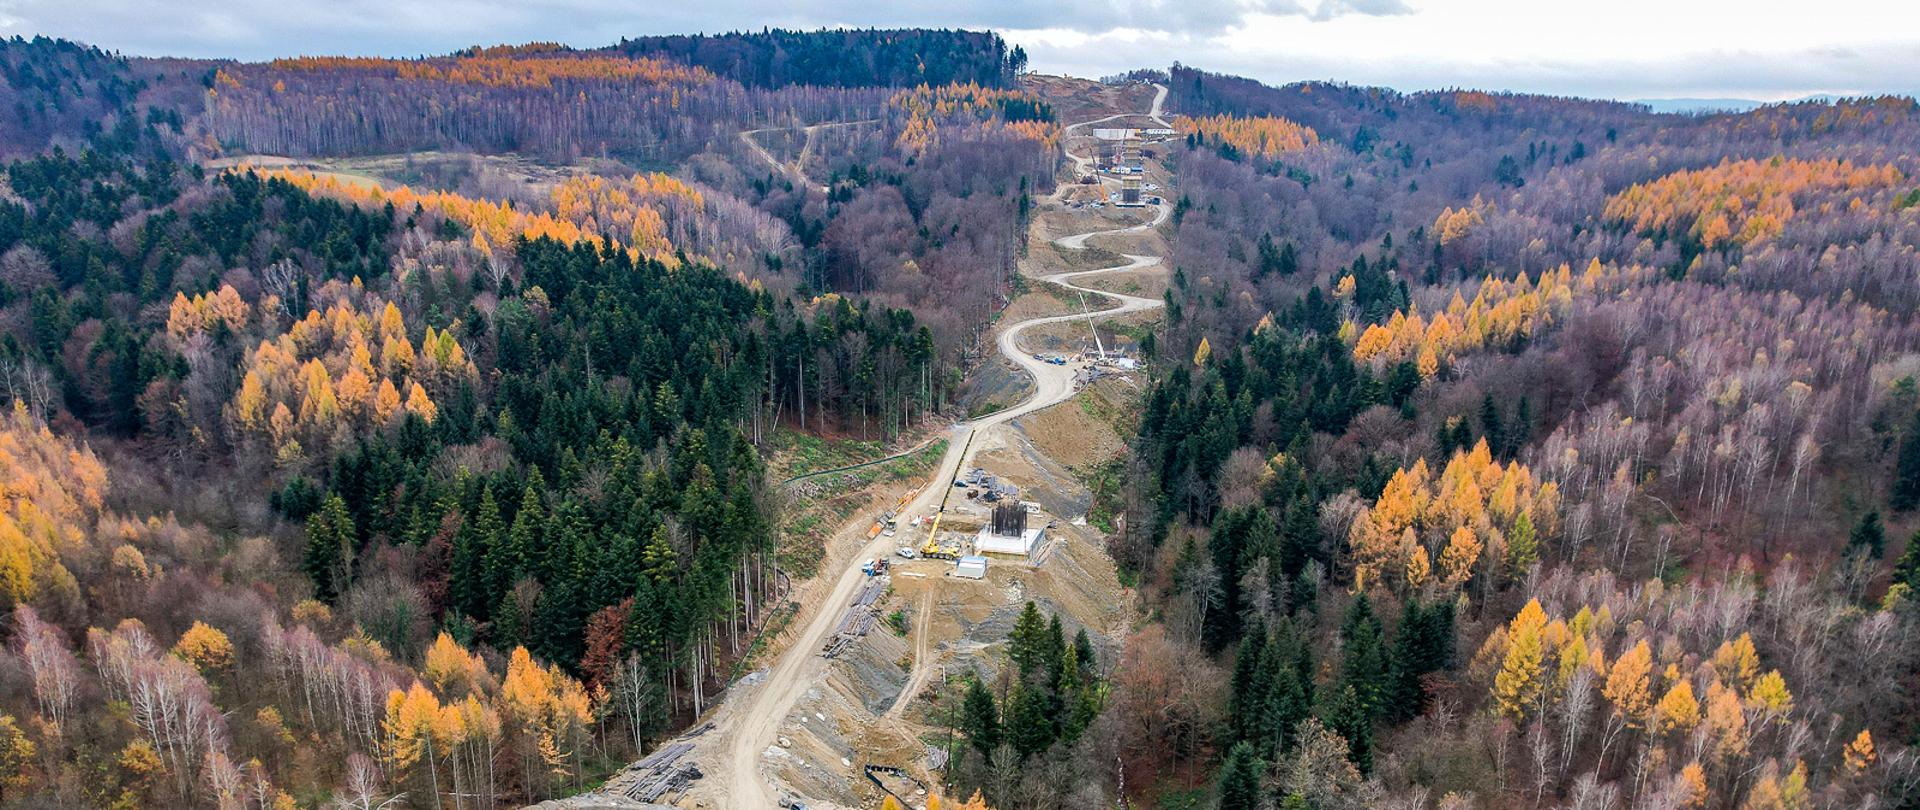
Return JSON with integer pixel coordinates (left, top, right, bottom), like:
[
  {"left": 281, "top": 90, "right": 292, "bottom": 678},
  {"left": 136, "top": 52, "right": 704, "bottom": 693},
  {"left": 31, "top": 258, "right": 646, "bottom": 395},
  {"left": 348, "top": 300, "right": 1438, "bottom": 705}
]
[
  {"left": 738, "top": 119, "right": 879, "bottom": 194},
  {"left": 696, "top": 84, "right": 1171, "bottom": 810}
]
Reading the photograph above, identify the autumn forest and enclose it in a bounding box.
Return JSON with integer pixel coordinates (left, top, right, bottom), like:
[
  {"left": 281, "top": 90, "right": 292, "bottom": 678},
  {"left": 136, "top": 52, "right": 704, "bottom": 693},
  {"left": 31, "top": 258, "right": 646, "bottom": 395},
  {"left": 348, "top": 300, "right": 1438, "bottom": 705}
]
[{"left": 0, "top": 23, "right": 1916, "bottom": 810}]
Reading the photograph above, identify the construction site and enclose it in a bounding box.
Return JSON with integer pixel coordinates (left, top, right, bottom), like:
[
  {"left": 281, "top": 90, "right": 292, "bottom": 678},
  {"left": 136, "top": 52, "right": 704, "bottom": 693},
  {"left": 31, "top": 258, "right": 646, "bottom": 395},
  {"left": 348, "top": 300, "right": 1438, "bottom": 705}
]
[{"left": 556, "top": 77, "right": 1167, "bottom": 810}]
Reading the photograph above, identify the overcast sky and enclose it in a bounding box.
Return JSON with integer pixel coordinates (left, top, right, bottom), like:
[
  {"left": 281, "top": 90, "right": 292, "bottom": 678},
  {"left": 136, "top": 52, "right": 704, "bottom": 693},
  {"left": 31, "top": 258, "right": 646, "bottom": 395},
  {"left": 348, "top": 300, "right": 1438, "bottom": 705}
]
[{"left": 3, "top": 0, "right": 1916, "bottom": 101}]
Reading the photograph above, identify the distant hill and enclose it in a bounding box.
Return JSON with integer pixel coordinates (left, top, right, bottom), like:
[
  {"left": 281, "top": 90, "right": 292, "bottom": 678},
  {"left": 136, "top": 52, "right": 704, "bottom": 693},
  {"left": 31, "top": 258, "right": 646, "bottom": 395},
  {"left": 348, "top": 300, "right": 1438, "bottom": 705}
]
[
  {"left": 0, "top": 36, "right": 144, "bottom": 155},
  {"left": 1634, "top": 94, "right": 1847, "bottom": 114},
  {"left": 611, "top": 28, "right": 1024, "bottom": 89},
  {"left": 1634, "top": 97, "right": 1764, "bottom": 114}
]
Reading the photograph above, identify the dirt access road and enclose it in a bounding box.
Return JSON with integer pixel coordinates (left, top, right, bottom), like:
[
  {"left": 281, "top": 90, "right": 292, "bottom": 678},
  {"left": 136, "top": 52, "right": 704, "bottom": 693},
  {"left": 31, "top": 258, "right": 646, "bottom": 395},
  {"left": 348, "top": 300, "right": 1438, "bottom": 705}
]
[
  {"left": 887, "top": 589, "right": 937, "bottom": 721},
  {"left": 738, "top": 119, "right": 879, "bottom": 195},
  {"left": 686, "top": 85, "right": 1172, "bottom": 810}
]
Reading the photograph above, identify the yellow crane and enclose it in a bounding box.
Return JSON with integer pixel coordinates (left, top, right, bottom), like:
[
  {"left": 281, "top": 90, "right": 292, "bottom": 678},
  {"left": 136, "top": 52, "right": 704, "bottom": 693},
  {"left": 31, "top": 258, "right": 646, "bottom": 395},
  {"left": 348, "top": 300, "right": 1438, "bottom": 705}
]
[
  {"left": 920, "top": 510, "right": 950, "bottom": 558},
  {"left": 919, "top": 432, "right": 974, "bottom": 560}
]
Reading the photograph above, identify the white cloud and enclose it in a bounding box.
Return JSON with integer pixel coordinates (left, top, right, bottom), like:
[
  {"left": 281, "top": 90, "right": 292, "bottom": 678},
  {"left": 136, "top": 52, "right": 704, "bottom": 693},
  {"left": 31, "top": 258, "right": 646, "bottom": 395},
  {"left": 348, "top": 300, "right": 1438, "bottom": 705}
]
[
  {"left": 1015, "top": 0, "right": 1920, "bottom": 100},
  {"left": 2, "top": 0, "right": 1916, "bottom": 100},
  {"left": 1308, "top": 0, "right": 1413, "bottom": 22}
]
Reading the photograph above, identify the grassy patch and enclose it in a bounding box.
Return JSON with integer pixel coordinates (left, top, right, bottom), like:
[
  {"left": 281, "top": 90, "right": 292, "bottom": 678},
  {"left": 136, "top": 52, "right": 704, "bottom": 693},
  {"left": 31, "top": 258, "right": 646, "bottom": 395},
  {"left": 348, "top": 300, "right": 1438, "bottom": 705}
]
[
  {"left": 766, "top": 429, "right": 892, "bottom": 480},
  {"left": 728, "top": 600, "right": 798, "bottom": 679},
  {"left": 568, "top": 755, "right": 632, "bottom": 799},
  {"left": 1065, "top": 381, "right": 1142, "bottom": 535},
  {"left": 1107, "top": 319, "right": 1157, "bottom": 346},
  {"left": 1037, "top": 277, "right": 1119, "bottom": 311},
  {"left": 967, "top": 401, "right": 1013, "bottom": 420},
  {"left": 1061, "top": 243, "right": 1126, "bottom": 271},
  {"left": 1081, "top": 457, "right": 1127, "bottom": 534},
  {"left": 1077, "top": 388, "right": 1127, "bottom": 428},
  {"left": 1151, "top": 787, "right": 1206, "bottom": 810},
  {"left": 777, "top": 439, "right": 948, "bottom": 577}
]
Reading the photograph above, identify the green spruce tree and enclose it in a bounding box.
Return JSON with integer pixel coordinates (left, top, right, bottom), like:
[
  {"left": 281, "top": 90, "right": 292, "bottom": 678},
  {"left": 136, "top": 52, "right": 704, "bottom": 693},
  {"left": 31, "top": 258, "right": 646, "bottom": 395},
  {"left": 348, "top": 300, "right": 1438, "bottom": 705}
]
[
  {"left": 1892, "top": 530, "right": 1920, "bottom": 590},
  {"left": 961, "top": 677, "right": 1000, "bottom": 756},
  {"left": 1229, "top": 630, "right": 1269, "bottom": 744},
  {"left": 1338, "top": 594, "right": 1387, "bottom": 717},
  {"left": 1008, "top": 601, "right": 1048, "bottom": 678},
  {"left": 1894, "top": 409, "right": 1920, "bottom": 511},
  {"left": 1324, "top": 684, "right": 1374, "bottom": 774},
  {"left": 1387, "top": 600, "right": 1455, "bottom": 720},
  {"left": 1479, "top": 394, "right": 1505, "bottom": 456},
  {"left": 492, "top": 481, "right": 545, "bottom": 592},
  {"left": 303, "top": 495, "right": 356, "bottom": 603},
  {"left": 1217, "top": 742, "right": 1265, "bottom": 810},
  {"left": 1005, "top": 684, "right": 1055, "bottom": 757},
  {"left": 1852, "top": 511, "right": 1887, "bottom": 559},
  {"left": 451, "top": 487, "right": 501, "bottom": 619}
]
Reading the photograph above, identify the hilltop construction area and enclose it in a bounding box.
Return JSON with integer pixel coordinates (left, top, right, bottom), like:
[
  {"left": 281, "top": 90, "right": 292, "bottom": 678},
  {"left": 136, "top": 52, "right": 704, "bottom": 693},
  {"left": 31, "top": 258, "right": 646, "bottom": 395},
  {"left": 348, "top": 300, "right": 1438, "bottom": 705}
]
[{"left": 559, "top": 80, "right": 1171, "bottom": 810}]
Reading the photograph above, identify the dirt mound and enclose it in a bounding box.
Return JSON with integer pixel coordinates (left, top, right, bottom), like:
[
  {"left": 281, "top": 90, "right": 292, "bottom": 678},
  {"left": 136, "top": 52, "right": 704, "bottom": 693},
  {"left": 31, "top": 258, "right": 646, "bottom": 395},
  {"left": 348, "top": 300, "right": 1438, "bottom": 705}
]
[
  {"left": 1015, "top": 376, "right": 1141, "bottom": 473},
  {"left": 1075, "top": 265, "right": 1169, "bottom": 300},
  {"left": 1020, "top": 74, "right": 1156, "bottom": 125},
  {"left": 954, "top": 354, "right": 1031, "bottom": 419},
  {"left": 887, "top": 522, "right": 1130, "bottom": 711},
  {"left": 1036, "top": 205, "right": 1154, "bottom": 243},
  {"left": 833, "top": 617, "right": 911, "bottom": 714},
  {"left": 1011, "top": 307, "right": 1155, "bottom": 357},
  {"left": 995, "top": 281, "right": 1079, "bottom": 324}
]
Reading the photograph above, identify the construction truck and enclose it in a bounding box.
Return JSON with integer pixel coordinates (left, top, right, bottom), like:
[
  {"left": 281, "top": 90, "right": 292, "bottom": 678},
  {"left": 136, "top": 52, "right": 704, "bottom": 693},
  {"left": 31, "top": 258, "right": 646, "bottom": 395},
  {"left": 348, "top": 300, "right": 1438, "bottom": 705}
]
[
  {"left": 918, "top": 509, "right": 963, "bottom": 560},
  {"left": 920, "top": 536, "right": 963, "bottom": 561},
  {"left": 918, "top": 490, "right": 962, "bottom": 559}
]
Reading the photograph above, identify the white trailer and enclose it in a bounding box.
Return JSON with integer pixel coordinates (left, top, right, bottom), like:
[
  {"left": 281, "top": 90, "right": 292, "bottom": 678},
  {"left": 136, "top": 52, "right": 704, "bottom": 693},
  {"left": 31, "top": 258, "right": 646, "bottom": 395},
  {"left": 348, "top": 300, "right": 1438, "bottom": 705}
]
[{"left": 954, "top": 555, "right": 988, "bottom": 579}]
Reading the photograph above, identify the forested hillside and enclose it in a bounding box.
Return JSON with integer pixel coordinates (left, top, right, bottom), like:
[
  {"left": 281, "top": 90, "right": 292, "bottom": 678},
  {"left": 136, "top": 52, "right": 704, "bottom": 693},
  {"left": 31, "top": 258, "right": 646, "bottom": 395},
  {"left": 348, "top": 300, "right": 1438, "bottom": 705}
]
[
  {"left": 2, "top": 20, "right": 1918, "bottom": 809},
  {"left": 612, "top": 28, "right": 1026, "bottom": 89},
  {"left": 202, "top": 50, "right": 878, "bottom": 161},
  {"left": 1065, "top": 64, "right": 1920, "bottom": 809},
  {"left": 0, "top": 32, "right": 1045, "bottom": 808},
  {"left": 202, "top": 45, "right": 1057, "bottom": 423},
  {"left": 204, "top": 30, "right": 1029, "bottom": 162},
  {"left": 0, "top": 37, "right": 146, "bottom": 156}
]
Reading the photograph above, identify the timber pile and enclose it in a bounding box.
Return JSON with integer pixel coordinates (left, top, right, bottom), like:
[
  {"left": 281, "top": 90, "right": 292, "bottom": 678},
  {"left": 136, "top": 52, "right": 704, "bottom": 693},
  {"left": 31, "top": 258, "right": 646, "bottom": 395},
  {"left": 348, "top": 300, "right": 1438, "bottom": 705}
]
[
  {"left": 864, "top": 764, "right": 928, "bottom": 808},
  {"left": 631, "top": 761, "right": 702, "bottom": 803},
  {"left": 596, "top": 723, "right": 713, "bottom": 803},
  {"left": 822, "top": 578, "right": 889, "bottom": 659},
  {"left": 604, "top": 741, "right": 704, "bottom": 802}
]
